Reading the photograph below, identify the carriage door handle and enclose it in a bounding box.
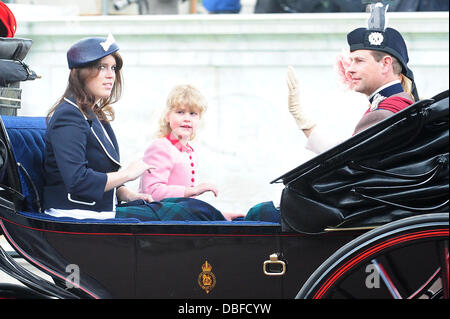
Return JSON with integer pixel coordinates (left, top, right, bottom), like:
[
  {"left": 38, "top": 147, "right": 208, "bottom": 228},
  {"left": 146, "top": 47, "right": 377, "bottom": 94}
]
[{"left": 263, "top": 253, "right": 286, "bottom": 276}]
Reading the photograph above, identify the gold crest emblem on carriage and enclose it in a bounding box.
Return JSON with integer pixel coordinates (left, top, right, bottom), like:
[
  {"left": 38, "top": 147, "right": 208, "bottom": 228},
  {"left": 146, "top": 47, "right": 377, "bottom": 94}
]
[{"left": 198, "top": 261, "right": 216, "bottom": 294}]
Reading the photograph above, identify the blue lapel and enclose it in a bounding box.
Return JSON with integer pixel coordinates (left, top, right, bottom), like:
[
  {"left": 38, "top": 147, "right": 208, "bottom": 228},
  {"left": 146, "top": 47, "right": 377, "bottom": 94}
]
[
  {"left": 90, "top": 115, "right": 121, "bottom": 166},
  {"left": 369, "top": 82, "right": 404, "bottom": 104},
  {"left": 64, "top": 97, "right": 121, "bottom": 167}
]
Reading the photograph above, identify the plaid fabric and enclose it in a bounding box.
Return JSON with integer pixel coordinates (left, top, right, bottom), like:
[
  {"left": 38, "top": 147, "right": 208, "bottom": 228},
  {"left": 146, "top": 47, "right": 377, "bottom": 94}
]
[
  {"left": 244, "top": 201, "right": 280, "bottom": 223},
  {"left": 115, "top": 197, "right": 226, "bottom": 221}
]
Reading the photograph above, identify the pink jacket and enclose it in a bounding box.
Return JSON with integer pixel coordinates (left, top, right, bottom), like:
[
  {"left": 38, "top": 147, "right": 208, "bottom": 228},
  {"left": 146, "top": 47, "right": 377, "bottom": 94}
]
[{"left": 139, "top": 136, "right": 196, "bottom": 201}]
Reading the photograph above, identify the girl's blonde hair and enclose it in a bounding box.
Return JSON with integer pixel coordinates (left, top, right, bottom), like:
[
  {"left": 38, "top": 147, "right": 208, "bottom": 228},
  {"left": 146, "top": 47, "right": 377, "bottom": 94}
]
[{"left": 158, "top": 84, "right": 208, "bottom": 140}]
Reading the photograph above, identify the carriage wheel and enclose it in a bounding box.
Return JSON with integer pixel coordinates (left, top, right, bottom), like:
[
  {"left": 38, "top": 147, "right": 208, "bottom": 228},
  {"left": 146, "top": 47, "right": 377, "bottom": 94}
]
[{"left": 297, "top": 213, "right": 449, "bottom": 299}]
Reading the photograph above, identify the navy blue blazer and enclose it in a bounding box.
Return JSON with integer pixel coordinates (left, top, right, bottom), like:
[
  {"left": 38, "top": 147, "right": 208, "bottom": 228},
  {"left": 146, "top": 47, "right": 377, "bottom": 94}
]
[{"left": 43, "top": 97, "right": 121, "bottom": 211}]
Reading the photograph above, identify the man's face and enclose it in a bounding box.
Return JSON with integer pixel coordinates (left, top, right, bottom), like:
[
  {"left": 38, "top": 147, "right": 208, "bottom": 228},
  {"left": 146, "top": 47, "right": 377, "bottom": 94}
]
[{"left": 347, "top": 50, "right": 385, "bottom": 96}]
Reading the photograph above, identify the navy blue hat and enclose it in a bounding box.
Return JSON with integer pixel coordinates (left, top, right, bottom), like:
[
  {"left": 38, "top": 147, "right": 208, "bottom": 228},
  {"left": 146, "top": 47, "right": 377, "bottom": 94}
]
[
  {"left": 347, "top": 28, "right": 412, "bottom": 77},
  {"left": 347, "top": 27, "right": 410, "bottom": 79},
  {"left": 67, "top": 34, "right": 119, "bottom": 69},
  {"left": 346, "top": 3, "right": 418, "bottom": 100}
]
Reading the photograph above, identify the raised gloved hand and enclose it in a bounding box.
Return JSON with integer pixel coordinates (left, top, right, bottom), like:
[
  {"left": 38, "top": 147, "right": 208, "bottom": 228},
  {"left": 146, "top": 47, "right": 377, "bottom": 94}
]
[{"left": 286, "top": 66, "right": 316, "bottom": 130}]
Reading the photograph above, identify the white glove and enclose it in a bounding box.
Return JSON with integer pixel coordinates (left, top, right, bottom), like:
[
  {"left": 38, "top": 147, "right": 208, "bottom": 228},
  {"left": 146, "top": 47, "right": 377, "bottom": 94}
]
[{"left": 286, "top": 66, "right": 316, "bottom": 130}]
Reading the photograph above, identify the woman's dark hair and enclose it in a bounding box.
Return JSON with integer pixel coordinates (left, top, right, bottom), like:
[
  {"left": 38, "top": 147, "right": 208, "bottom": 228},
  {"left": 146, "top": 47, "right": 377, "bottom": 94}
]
[{"left": 47, "top": 51, "right": 123, "bottom": 122}]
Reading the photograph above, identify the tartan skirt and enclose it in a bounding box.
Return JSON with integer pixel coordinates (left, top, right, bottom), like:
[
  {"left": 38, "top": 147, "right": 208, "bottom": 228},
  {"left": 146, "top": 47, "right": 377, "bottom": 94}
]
[{"left": 115, "top": 198, "right": 280, "bottom": 222}]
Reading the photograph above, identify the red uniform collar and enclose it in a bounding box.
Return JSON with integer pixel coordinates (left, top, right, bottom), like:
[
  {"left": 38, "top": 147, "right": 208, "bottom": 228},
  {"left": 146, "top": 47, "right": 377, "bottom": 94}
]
[{"left": 166, "top": 134, "right": 194, "bottom": 153}]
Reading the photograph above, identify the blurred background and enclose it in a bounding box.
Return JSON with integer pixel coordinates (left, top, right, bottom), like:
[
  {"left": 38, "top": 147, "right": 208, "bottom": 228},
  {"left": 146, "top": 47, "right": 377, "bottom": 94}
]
[
  {"left": 3, "top": 0, "right": 449, "bottom": 15},
  {"left": 1, "top": 0, "right": 449, "bottom": 214}
]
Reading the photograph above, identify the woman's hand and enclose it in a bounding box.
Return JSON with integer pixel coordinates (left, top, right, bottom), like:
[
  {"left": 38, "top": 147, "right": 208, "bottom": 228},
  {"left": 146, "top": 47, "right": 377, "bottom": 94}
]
[
  {"left": 105, "top": 159, "right": 155, "bottom": 192},
  {"left": 124, "top": 159, "right": 156, "bottom": 182}
]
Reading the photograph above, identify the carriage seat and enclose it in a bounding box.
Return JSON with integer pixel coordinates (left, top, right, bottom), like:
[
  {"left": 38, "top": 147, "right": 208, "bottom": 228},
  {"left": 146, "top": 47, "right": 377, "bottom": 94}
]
[
  {"left": 1, "top": 116, "right": 47, "bottom": 212},
  {"left": 0, "top": 115, "right": 280, "bottom": 226}
]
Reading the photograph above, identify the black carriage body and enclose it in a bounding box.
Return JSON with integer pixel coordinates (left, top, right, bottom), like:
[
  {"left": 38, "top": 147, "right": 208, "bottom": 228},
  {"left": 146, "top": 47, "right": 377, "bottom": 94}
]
[
  {"left": 0, "top": 208, "right": 360, "bottom": 298},
  {"left": 0, "top": 90, "right": 448, "bottom": 299}
]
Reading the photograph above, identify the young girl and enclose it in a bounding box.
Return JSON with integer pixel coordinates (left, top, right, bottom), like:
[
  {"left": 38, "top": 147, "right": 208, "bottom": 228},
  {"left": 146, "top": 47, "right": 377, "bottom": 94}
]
[
  {"left": 139, "top": 84, "right": 244, "bottom": 221},
  {"left": 139, "top": 84, "right": 218, "bottom": 200}
]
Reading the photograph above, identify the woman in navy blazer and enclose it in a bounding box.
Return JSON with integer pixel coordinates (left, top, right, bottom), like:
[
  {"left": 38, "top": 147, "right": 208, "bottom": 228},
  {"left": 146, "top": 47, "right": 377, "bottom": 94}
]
[{"left": 43, "top": 35, "right": 153, "bottom": 216}]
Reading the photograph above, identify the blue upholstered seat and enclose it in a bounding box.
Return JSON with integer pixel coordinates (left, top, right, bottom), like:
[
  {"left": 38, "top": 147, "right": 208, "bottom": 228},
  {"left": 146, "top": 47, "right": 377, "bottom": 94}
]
[
  {"left": 2, "top": 116, "right": 46, "bottom": 212},
  {"left": 1, "top": 115, "right": 280, "bottom": 226}
]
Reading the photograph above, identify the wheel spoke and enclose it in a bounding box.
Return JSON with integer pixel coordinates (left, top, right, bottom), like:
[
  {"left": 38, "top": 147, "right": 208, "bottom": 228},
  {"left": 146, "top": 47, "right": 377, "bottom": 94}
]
[
  {"left": 371, "top": 259, "right": 403, "bottom": 299},
  {"left": 438, "top": 240, "right": 449, "bottom": 299},
  {"left": 407, "top": 267, "right": 441, "bottom": 299},
  {"left": 298, "top": 215, "right": 449, "bottom": 300},
  {"left": 382, "top": 251, "right": 412, "bottom": 294}
]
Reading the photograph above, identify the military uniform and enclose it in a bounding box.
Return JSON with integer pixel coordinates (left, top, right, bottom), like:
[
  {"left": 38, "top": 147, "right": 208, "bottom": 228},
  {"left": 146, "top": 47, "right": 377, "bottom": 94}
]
[{"left": 306, "top": 5, "right": 418, "bottom": 154}]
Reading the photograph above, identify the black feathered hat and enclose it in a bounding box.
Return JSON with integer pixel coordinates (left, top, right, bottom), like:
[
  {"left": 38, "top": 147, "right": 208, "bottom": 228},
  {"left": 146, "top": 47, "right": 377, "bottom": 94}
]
[{"left": 347, "top": 3, "right": 418, "bottom": 100}]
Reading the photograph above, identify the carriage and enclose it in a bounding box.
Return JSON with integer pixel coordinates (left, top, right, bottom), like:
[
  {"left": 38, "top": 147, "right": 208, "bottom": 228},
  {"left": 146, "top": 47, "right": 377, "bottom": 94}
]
[{"left": 0, "top": 85, "right": 448, "bottom": 299}]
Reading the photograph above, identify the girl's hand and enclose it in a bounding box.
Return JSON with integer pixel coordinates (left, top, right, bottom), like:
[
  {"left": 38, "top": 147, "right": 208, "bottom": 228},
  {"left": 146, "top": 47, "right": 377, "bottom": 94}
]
[
  {"left": 185, "top": 183, "right": 218, "bottom": 197},
  {"left": 117, "top": 186, "right": 153, "bottom": 203},
  {"left": 128, "top": 192, "right": 153, "bottom": 203}
]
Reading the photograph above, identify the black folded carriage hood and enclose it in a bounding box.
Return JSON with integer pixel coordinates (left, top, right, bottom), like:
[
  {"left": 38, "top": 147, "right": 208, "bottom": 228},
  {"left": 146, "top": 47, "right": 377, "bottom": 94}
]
[{"left": 272, "top": 90, "right": 449, "bottom": 234}]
